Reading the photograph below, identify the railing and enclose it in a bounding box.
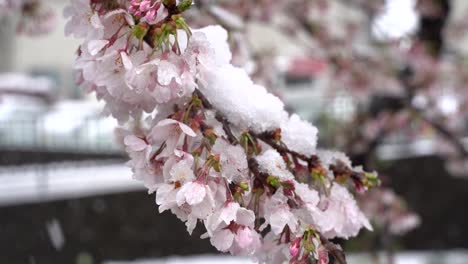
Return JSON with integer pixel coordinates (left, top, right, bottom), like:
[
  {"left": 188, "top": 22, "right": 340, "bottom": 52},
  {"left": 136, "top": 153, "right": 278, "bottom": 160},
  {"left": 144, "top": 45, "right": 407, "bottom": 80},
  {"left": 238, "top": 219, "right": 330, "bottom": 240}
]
[
  {"left": 0, "top": 160, "right": 141, "bottom": 207},
  {"left": 0, "top": 116, "right": 122, "bottom": 154}
]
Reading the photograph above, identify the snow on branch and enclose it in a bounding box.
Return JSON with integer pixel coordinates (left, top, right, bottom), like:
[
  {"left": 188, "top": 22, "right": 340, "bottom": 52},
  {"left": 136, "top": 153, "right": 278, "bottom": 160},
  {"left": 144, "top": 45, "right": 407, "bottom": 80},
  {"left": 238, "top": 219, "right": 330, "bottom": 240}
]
[{"left": 65, "top": 0, "right": 379, "bottom": 263}]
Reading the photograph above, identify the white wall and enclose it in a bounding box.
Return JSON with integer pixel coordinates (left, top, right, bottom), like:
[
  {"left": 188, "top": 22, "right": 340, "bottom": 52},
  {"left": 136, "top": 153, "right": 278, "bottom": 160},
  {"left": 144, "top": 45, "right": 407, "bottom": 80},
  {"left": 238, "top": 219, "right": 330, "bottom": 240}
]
[
  {"left": 7, "top": 1, "right": 81, "bottom": 97},
  {"left": 14, "top": 2, "right": 80, "bottom": 70}
]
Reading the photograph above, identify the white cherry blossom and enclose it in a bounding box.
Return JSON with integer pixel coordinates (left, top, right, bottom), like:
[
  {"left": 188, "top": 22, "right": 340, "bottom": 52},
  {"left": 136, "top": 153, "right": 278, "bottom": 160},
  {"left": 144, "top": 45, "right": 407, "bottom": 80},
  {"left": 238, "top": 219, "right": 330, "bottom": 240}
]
[
  {"left": 148, "top": 119, "right": 197, "bottom": 157},
  {"left": 261, "top": 188, "right": 298, "bottom": 235},
  {"left": 314, "top": 184, "right": 372, "bottom": 239},
  {"left": 64, "top": 0, "right": 104, "bottom": 40},
  {"left": 65, "top": 1, "right": 376, "bottom": 261},
  {"left": 212, "top": 139, "right": 249, "bottom": 182}
]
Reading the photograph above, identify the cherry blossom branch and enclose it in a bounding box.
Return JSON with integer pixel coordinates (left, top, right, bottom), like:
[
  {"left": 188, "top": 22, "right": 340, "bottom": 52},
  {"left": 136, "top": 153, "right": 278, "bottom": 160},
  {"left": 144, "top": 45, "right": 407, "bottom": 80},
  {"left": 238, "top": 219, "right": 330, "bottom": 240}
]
[
  {"left": 65, "top": 1, "right": 379, "bottom": 262},
  {"left": 194, "top": 88, "right": 371, "bottom": 262},
  {"left": 195, "top": 87, "right": 378, "bottom": 193}
]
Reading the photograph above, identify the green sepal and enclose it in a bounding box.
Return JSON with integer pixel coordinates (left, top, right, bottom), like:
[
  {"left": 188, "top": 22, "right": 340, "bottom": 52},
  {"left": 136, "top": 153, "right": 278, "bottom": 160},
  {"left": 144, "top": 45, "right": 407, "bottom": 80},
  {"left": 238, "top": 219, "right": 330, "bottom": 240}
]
[{"left": 177, "top": 0, "right": 193, "bottom": 12}]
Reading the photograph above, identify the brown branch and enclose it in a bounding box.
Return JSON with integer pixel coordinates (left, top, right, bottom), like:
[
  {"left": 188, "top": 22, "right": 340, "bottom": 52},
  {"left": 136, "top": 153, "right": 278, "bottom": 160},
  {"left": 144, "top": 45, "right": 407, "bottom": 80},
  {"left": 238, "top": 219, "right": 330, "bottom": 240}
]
[
  {"left": 411, "top": 106, "right": 468, "bottom": 157},
  {"left": 195, "top": 88, "right": 349, "bottom": 263},
  {"left": 247, "top": 158, "right": 269, "bottom": 184},
  {"left": 256, "top": 132, "right": 363, "bottom": 183}
]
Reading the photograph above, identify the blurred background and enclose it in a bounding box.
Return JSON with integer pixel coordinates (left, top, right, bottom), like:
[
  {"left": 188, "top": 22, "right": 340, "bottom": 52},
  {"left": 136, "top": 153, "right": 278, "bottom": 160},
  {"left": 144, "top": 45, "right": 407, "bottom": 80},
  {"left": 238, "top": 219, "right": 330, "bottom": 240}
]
[{"left": 2, "top": 0, "right": 468, "bottom": 263}]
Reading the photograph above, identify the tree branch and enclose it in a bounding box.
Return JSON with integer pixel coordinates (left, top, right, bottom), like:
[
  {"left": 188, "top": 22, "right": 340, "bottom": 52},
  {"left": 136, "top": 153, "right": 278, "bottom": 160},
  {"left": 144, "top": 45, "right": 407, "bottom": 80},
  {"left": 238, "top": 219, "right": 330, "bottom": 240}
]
[
  {"left": 194, "top": 88, "right": 351, "bottom": 263},
  {"left": 411, "top": 106, "right": 468, "bottom": 157}
]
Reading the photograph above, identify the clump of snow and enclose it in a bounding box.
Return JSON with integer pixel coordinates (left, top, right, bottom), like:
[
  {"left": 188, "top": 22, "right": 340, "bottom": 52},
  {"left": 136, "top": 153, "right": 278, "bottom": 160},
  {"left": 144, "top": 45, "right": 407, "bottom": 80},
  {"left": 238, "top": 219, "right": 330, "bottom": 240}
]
[
  {"left": 201, "top": 65, "right": 288, "bottom": 133},
  {"left": 281, "top": 114, "right": 318, "bottom": 157},
  {"left": 256, "top": 149, "right": 294, "bottom": 181},
  {"left": 194, "top": 25, "right": 232, "bottom": 66},
  {"left": 317, "top": 150, "right": 352, "bottom": 167}
]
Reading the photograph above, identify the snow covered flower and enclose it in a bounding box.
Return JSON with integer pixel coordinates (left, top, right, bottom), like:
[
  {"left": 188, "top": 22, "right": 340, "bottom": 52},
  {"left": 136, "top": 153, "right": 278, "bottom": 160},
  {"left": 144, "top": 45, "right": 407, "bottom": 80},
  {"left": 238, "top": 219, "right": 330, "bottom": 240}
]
[
  {"left": 254, "top": 232, "right": 291, "bottom": 264},
  {"left": 256, "top": 149, "right": 294, "bottom": 181},
  {"left": 206, "top": 202, "right": 242, "bottom": 232},
  {"left": 178, "top": 180, "right": 217, "bottom": 233},
  {"left": 294, "top": 182, "right": 320, "bottom": 213}
]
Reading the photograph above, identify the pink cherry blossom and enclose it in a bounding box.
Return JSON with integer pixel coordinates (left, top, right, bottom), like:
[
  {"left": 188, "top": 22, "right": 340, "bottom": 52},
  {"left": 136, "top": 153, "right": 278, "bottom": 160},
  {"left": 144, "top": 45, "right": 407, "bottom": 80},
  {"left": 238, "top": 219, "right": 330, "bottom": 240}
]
[
  {"left": 148, "top": 118, "right": 197, "bottom": 157},
  {"left": 65, "top": 1, "right": 378, "bottom": 262}
]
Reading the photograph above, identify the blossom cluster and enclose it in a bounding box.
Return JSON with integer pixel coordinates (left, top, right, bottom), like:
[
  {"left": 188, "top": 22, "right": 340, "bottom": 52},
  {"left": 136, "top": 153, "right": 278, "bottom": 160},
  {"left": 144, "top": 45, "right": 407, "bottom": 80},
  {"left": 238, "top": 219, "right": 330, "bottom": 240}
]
[
  {"left": 196, "top": 0, "right": 468, "bottom": 181},
  {"left": 0, "top": 0, "right": 55, "bottom": 36},
  {"left": 66, "top": 0, "right": 379, "bottom": 263}
]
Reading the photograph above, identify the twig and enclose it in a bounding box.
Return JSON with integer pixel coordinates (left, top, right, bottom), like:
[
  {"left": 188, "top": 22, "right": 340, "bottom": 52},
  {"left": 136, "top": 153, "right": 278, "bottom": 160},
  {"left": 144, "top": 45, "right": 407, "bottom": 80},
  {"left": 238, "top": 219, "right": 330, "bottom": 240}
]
[{"left": 411, "top": 106, "right": 468, "bottom": 157}]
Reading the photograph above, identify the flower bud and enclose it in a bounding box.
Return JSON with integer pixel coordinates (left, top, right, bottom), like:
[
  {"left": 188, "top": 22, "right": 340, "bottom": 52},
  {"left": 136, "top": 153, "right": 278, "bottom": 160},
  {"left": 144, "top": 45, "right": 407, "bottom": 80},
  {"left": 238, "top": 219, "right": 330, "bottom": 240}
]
[
  {"left": 266, "top": 176, "right": 280, "bottom": 188},
  {"left": 364, "top": 172, "right": 380, "bottom": 188},
  {"left": 133, "top": 24, "right": 148, "bottom": 40},
  {"left": 239, "top": 181, "right": 250, "bottom": 191},
  {"left": 289, "top": 237, "right": 302, "bottom": 258},
  {"left": 177, "top": 0, "right": 193, "bottom": 13}
]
